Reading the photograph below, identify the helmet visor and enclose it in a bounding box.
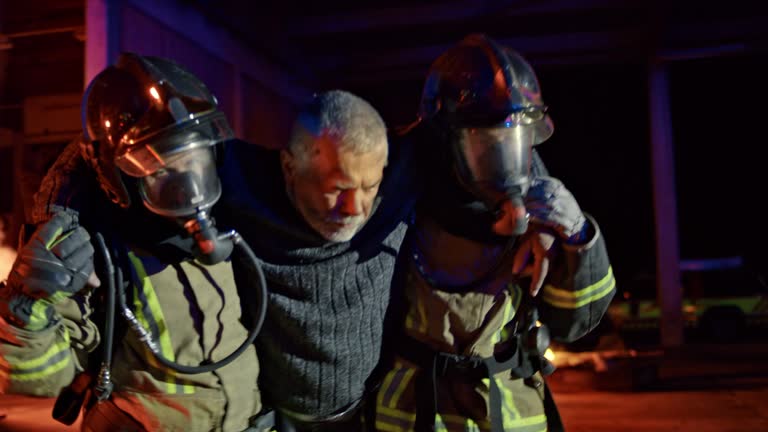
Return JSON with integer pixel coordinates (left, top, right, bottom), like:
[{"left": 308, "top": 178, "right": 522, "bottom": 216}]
[
  {"left": 454, "top": 124, "right": 534, "bottom": 203},
  {"left": 138, "top": 146, "right": 221, "bottom": 217},
  {"left": 114, "top": 111, "right": 232, "bottom": 178}
]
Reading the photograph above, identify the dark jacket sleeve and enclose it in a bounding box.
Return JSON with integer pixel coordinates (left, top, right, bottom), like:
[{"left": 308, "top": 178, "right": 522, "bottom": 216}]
[{"left": 538, "top": 214, "right": 616, "bottom": 342}]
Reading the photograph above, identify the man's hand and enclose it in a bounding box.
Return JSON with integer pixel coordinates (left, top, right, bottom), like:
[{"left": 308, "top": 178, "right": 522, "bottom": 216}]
[
  {"left": 512, "top": 232, "right": 556, "bottom": 296},
  {"left": 0, "top": 213, "right": 97, "bottom": 330}
]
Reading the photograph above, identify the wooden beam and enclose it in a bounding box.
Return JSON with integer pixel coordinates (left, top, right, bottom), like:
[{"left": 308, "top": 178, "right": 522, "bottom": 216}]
[
  {"left": 316, "top": 15, "right": 767, "bottom": 85},
  {"left": 285, "top": 0, "right": 632, "bottom": 36},
  {"left": 125, "top": 0, "right": 311, "bottom": 104},
  {"left": 315, "top": 27, "right": 651, "bottom": 84}
]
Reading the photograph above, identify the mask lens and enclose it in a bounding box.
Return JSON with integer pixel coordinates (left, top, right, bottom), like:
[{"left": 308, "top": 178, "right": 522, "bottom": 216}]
[
  {"left": 457, "top": 126, "right": 532, "bottom": 184},
  {"left": 139, "top": 146, "right": 221, "bottom": 217}
]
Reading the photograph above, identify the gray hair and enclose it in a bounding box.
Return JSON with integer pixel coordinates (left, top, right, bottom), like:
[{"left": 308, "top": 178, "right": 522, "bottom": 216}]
[{"left": 287, "top": 90, "right": 388, "bottom": 165}]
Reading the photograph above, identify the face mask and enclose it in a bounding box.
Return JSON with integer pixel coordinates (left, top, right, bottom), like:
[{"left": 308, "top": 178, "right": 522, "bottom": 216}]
[
  {"left": 115, "top": 133, "right": 232, "bottom": 264},
  {"left": 453, "top": 120, "right": 536, "bottom": 235}
]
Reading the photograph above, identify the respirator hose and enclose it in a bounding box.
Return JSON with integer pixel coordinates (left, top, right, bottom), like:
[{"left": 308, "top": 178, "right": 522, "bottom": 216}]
[{"left": 99, "top": 231, "right": 268, "bottom": 374}]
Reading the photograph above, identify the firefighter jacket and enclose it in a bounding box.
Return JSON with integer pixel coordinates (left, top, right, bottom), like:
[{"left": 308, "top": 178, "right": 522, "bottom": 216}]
[
  {"left": 0, "top": 240, "right": 261, "bottom": 431},
  {"left": 0, "top": 142, "right": 261, "bottom": 431},
  {"left": 374, "top": 214, "right": 615, "bottom": 432}
]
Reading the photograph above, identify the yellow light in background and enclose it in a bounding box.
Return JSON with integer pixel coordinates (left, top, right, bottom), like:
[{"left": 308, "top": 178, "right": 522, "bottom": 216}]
[
  {"left": 149, "top": 86, "right": 161, "bottom": 101},
  {"left": 544, "top": 348, "right": 556, "bottom": 361},
  {"left": 104, "top": 120, "right": 111, "bottom": 128}
]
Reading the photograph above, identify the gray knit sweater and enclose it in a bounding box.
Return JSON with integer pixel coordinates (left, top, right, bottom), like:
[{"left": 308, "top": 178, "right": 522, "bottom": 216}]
[{"left": 218, "top": 139, "right": 417, "bottom": 416}]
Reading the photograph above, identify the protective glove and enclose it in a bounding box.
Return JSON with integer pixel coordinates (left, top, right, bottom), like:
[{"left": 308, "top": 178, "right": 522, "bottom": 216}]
[
  {"left": 0, "top": 212, "right": 96, "bottom": 331},
  {"left": 524, "top": 176, "right": 587, "bottom": 241},
  {"left": 513, "top": 176, "right": 588, "bottom": 296}
]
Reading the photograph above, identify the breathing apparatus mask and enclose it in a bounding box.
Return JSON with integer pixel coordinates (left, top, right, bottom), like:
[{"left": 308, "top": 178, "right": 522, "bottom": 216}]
[{"left": 114, "top": 127, "right": 232, "bottom": 264}]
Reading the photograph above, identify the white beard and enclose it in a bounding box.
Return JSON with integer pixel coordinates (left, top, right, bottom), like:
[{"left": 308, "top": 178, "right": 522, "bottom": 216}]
[{"left": 312, "top": 215, "right": 366, "bottom": 242}]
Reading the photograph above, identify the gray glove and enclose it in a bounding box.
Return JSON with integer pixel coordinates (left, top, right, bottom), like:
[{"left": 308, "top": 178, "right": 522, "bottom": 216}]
[
  {"left": 0, "top": 212, "right": 95, "bottom": 330},
  {"left": 524, "top": 176, "right": 587, "bottom": 242},
  {"left": 512, "top": 176, "right": 588, "bottom": 296}
]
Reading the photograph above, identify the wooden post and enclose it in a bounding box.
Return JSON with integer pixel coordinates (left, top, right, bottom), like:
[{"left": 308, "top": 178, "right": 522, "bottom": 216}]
[{"left": 648, "top": 61, "right": 684, "bottom": 347}]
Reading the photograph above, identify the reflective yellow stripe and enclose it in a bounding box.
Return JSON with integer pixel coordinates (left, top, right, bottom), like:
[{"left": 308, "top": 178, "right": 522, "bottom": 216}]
[
  {"left": 542, "top": 266, "right": 615, "bottom": 309},
  {"left": 498, "top": 376, "right": 548, "bottom": 431},
  {"left": 13, "top": 330, "right": 69, "bottom": 369},
  {"left": 375, "top": 421, "right": 409, "bottom": 432},
  {"left": 544, "top": 278, "right": 615, "bottom": 309},
  {"left": 378, "top": 361, "right": 402, "bottom": 407},
  {"left": 544, "top": 266, "right": 613, "bottom": 299},
  {"left": 26, "top": 292, "right": 71, "bottom": 332},
  {"left": 11, "top": 332, "right": 71, "bottom": 381},
  {"left": 404, "top": 312, "right": 414, "bottom": 333},
  {"left": 45, "top": 227, "right": 67, "bottom": 250},
  {"left": 11, "top": 353, "right": 70, "bottom": 381},
  {"left": 129, "top": 253, "right": 194, "bottom": 395},
  {"left": 377, "top": 405, "right": 416, "bottom": 421},
  {"left": 377, "top": 363, "right": 417, "bottom": 431},
  {"left": 26, "top": 300, "right": 51, "bottom": 331},
  {"left": 416, "top": 299, "right": 428, "bottom": 334},
  {"left": 494, "top": 283, "right": 521, "bottom": 345},
  {"left": 390, "top": 367, "right": 416, "bottom": 408},
  {"left": 404, "top": 298, "right": 429, "bottom": 335},
  {"left": 497, "top": 375, "right": 521, "bottom": 424},
  {"left": 435, "top": 413, "right": 447, "bottom": 431},
  {"left": 466, "top": 417, "right": 481, "bottom": 432}
]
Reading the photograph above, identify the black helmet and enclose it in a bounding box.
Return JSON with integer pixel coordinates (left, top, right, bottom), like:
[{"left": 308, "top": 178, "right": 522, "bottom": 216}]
[
  {"left": 80, "top": 52, "right": 233, "bottom": 212},
  {"left": 418, "top": 33, "right": 553, "bottom": 143}
]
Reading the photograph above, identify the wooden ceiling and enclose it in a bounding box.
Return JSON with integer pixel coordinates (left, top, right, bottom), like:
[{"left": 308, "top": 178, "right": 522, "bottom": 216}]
[
  {"left": 1, "top": 0, "right": 766, "bottom": 129},
  {"left": 192, "top": 0, "right": 768, "bottom": 88}
]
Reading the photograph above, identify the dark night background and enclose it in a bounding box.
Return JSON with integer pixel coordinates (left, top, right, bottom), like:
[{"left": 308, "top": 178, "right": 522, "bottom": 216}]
[
  {"left": 1, "top": 0, "right": 768, "bottom": 300},
  {"left": 3, "top": 3, "right": 768, "bottom": 430}
]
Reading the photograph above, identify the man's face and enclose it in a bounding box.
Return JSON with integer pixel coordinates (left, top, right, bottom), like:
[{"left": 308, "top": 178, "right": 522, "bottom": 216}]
[{"left": 281, "top": 135, "right": 387, "bottom": 242}]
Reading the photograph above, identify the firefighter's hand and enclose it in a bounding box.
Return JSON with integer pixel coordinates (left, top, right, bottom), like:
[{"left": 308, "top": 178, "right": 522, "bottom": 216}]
[
  {"left": 0, "top": 213, "right": 97, "bottom": 330},
  {"left": 512, "top": 231, "right": 556, "bottom": 296},
  {"left": 524, "top": 176, "right": 587, "bottom": 243}
]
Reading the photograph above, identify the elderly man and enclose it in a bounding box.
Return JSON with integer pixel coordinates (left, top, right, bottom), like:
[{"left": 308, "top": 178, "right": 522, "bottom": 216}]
[{"left": 218, "top": 90, "right": 419, "bottom": 431}]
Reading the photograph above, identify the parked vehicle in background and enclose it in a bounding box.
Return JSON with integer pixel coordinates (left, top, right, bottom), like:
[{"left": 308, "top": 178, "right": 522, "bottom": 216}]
[{"left": 607, "top": 257, "right": 768, "bottom": 348}]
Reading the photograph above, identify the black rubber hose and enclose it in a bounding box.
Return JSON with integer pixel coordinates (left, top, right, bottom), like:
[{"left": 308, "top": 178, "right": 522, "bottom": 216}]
[
  {"left": 93, "top": 234, "right": 115, "bottom": 369},
  {"left": 118, "top": 231, "right": 268, "bottom": 374}
]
